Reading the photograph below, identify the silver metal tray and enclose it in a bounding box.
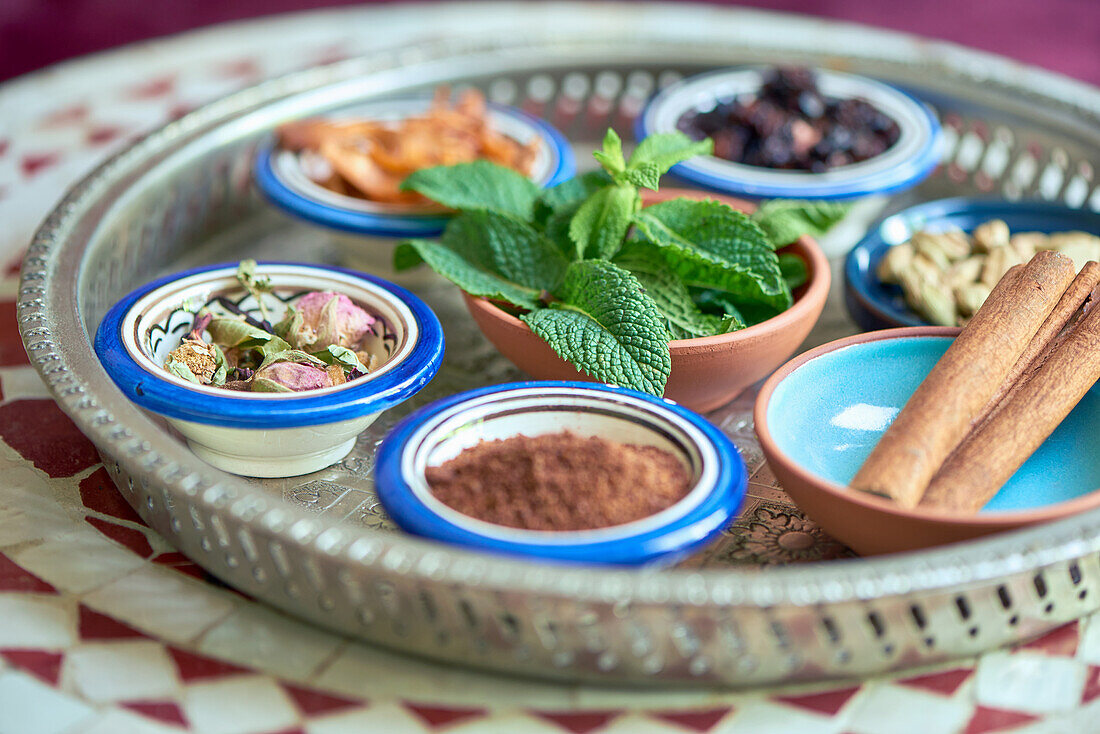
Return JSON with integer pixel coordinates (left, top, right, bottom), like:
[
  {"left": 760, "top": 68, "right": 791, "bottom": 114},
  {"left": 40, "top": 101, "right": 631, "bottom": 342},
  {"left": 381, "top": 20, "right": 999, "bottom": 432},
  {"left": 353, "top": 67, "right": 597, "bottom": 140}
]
[{"left": 19, "top": 4, "right": 1100, "bottom": 687}]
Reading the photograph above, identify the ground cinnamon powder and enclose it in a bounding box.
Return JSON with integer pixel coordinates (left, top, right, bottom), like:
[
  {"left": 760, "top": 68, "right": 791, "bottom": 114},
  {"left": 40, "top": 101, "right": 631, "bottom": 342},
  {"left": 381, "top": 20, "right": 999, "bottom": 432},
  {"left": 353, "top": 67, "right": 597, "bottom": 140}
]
[{"left": 426, "top": 431, "right": 692, "bottom": 531}]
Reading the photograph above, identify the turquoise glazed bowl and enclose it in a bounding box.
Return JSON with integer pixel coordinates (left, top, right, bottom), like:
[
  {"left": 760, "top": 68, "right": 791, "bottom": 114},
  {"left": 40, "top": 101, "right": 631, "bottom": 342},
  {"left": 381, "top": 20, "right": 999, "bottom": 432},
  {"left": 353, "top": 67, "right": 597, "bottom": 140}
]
[{"left": 754, "top": 327, "right": 1100, "bottom": 554}]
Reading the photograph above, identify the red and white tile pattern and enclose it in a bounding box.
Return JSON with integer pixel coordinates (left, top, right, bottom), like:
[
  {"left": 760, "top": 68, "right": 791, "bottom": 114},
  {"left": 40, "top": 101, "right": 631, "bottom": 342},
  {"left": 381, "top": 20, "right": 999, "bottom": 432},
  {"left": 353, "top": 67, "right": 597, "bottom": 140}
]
[{"left": 1, "top": 4, "right": 1099, "bottom": 733}]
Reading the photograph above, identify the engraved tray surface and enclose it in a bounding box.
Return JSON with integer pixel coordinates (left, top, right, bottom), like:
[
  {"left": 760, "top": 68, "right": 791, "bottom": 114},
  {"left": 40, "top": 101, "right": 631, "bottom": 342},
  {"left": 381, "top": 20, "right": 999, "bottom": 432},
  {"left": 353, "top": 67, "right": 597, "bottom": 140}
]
[{"left": 19, "top": 5, "right": 1100, "bottom": 686}]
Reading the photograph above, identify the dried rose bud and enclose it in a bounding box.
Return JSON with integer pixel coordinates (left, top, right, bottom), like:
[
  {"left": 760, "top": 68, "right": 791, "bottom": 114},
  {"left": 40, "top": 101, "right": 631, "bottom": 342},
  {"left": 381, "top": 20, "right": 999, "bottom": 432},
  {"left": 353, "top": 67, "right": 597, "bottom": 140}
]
[
  {"left": 291, "top": 292, "right": 375, "bottom": 350},
  {"left": 251, "top": 361, "right": 336, "bottom": 392}
]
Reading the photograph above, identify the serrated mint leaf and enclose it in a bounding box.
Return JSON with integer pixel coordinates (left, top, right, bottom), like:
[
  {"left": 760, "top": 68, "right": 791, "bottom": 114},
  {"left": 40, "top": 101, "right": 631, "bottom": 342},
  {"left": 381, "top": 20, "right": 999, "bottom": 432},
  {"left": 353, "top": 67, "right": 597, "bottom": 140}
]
[
  {"left": 592, "top": 128, "right": 626, "bottom": 176},
  {"left": 618, "top": 162, "right": 662, "bottom": 191},
  {"left": 534, "top": 171, "right": 613, "bottom": 221},
  {"left": 569, "top": 184, "right": 637, "bottom": 260},
  {"left": 396, "top": 239, "right": 543, "bottom": 310},
  {"left": 522, "top": 260, "right": 670, "bottom": 396},
  {"left": 543, "top": 204, "right": 582, "bottom": 259},
  {"left": 691, "top": 288, "right": 745, "bottom": 322},
  {"left": 401, "top": 160, "right": 539, "bottom": 218},
  {"left": 614, "top": 248, "right": 744, "bottom": 338},
  {"left": 445, "top": 209, "right": 568, "bottom": 289},
  {"left": 393, "top": 244, "right": 424, "bottom": 271},
  {"left": 751, "top": 199, "right": 852, "bottom": 246},
  {"left": 627, "top": 133, "right": 713, "bottom": 175},
  {"left": 397, "top": 209, "right": 567, "bottom": 309},
  {"left": 778, "top": 252, "right": 809, "bottom": 290},
  {"left": 632, "top": 200, "right": 790, "bottom": 310}
]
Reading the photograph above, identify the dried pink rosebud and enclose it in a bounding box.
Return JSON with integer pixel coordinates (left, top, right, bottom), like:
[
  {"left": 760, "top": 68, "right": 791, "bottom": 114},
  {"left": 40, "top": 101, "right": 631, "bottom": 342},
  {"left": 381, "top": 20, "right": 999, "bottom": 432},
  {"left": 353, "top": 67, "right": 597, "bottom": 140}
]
[
  {"left": 293, "top": 291, "right": 375, "bottom": 350},
  {"left": 251, "top": 361, "right": 335, "bottom": 392}
]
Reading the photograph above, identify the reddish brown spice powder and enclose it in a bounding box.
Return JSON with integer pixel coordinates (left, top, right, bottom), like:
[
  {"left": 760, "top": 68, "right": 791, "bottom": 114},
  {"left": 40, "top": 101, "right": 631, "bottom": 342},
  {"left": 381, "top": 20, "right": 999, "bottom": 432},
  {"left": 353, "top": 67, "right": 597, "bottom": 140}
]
[{"left": 425, "top": 431, "right": 692, "bottom": 531}]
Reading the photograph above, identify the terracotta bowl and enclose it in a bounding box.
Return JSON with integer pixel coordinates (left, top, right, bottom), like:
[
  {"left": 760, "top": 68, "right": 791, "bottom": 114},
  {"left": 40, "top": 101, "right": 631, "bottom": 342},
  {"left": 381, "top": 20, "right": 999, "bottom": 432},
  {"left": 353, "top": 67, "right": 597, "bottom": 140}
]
[
  {"left": 462, "top": 189, "right": 830, "bottom": 412},
  {"left": 754, "top": 327, "right": 1100, "bottom": 555}
]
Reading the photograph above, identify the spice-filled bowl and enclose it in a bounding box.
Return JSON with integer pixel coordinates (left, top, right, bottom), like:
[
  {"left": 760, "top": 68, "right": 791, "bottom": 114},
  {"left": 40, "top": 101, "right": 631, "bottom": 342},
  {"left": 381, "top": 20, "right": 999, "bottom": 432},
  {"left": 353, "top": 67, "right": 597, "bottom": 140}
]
[
  {"left": 636, "top": 66, "right": 942, "bottom": 201},
  {"left": 463, "top": 188, "right": 830, "bottom": 412},
  {"left": 375, "top": 382, "right": 747, "bottom": 565},
  {"left": 94, "top": 262, "right": 444, "bottom": 477},
  {"left": 254, "top": 92, "right": 576, "bottom": 281},
  {"left": 754, "top": 327, "right": 1100, "bottom": 555},
  {"left": 845, "top": 197, "right": 1100, "bottom": 331}
]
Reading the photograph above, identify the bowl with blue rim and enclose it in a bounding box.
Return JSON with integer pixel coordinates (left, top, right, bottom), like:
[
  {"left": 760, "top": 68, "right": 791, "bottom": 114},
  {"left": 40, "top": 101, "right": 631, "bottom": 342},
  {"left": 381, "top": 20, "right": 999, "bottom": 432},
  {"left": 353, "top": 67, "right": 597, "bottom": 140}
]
[
  {"left": 374, "top": 381, "right": 747, "bottom": 566},
  {"left": 254, "top": 95, "right": 576, "bottom": 279},
  {"left": 95, "top": 261, "right": 444, "bottom": 477},
  {"left": 635, "top": 66, "right": 942, "bottom": 201},
  {"left": 845, "top": 197, "right": 1100, "bottom": 331}
]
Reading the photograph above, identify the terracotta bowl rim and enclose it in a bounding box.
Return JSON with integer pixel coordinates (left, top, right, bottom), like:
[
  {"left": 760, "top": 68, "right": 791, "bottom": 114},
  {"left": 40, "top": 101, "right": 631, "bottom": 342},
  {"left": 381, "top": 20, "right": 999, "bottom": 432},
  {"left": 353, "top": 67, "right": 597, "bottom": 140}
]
[
  {"left": 463, "top": 233, "right": 830, "bottom": 351},
  {"left": 753, "top": 325, "right": 1100, "bottom": 526}
]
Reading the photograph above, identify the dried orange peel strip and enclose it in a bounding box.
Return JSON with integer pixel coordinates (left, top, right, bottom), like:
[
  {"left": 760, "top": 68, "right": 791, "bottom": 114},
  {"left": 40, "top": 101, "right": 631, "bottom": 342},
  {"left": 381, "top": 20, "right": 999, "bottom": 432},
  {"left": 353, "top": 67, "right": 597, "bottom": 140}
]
[{"left": 276, "top": 87, "right": 540, "bottom": 205}]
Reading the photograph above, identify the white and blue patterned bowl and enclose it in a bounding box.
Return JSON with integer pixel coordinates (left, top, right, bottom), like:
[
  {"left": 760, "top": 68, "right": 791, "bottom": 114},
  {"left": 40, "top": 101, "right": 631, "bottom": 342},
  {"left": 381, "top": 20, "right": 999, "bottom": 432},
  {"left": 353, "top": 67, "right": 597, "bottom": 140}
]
[
  {"left": 636, "top": 67, "right": 943, "bottom": 200},
  {"left": 374, "top": 382, "right": 747, "bottom": 566},
  {"left": 254, "top": 96, "right": 576, "bottom": 238},
  {"left": 95, "top": 262, "right": 444, "bottom": 477}
]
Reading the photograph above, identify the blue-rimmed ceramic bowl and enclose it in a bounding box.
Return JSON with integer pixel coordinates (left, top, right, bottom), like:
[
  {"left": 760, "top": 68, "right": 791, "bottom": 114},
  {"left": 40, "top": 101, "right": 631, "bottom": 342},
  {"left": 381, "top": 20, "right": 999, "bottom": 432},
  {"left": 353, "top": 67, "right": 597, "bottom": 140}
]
[
  {"left": 755, "top": 327, "right": 1100, "bottom": 555},
  {"left": 845, "top": 197, "right": 1100, "bottom": 330},
  {"left": 254, "top": 97, "right": 575, "bottom": 279},
  {"left": 636, "top": 67, "right": 942, "bottom": 200},
  {"left": 374, "top": 382, "right": 747, "bottom": 565},
  {"left": 95, "top": 262, "right": 444, "bottom": 477}
]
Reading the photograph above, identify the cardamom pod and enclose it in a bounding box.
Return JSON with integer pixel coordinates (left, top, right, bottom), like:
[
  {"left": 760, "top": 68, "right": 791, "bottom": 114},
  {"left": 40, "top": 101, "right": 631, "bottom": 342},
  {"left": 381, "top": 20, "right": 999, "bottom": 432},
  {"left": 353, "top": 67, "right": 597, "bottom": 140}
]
[
  {"left": 972, "top": 219, "right": 1010, "bottom": 252},
  {"left": 877, "top": 242, "right": 914, "bottom": 283}
]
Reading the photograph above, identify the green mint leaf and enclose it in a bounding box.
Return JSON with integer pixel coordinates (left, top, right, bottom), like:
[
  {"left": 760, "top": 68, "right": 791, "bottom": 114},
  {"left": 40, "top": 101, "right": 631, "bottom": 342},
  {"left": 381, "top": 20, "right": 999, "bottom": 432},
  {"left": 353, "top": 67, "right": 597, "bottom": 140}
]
[
  {"left": 778, "top": 252, "right": 809, "bottom": 290},
  {"left": 401, "top": 160, "right": 539, "bottom": 218},
  {"left": 592, "top": 128, "right": 626, "bottom": 176},
  {"left": 632, "top": 199, "right": 790, "bottom": 310},
  {"left": 614, "top": 249, "right": 745, "bottom": 338},
  {"left": 618, "top": 162, "right": 662, "bottom": 191},
  {"left": 751, "top": 199, "right": 852, "bottom": 247},
  {"left": 313, "top": 345, "right": 368, "bottom": 374},
  {"left": 396, "top": 209, "right": 567, "bottom": 310},
  {"left": 691, "top": 288, "right": 745, "bottom": 322},
  {"left": 543, "top": 205, "right": 582, "bottom": 260},
  {"left": 166, "top": 359, "right": 200, "bottom": 384},
  {"left": 522, "top": 260, "right": 671, "bottom": 396},
  {"left": 395, "top": 240, "right": 542, "bottom": 310},
  {"left": 568, "top": 184, "right": 638, "bottom": 260},
  {"left": 207, "top": 318, "right": 292, "bottom": 358},
  {"left": 627, "top": 133, "right": 713, "bottom": 175},
  {"left": 534, "top": 170, "right": 613, "bottom": 222},
  {"left": 393, "top": 244, "right": 424, "bottom": 271}
]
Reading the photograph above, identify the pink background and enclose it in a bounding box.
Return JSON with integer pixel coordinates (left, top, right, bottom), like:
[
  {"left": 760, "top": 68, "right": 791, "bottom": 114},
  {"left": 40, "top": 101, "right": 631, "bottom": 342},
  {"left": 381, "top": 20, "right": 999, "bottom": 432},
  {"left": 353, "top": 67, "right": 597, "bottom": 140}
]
[{"left": 2, "top": 0, "right": 1099, "bottom": 85}]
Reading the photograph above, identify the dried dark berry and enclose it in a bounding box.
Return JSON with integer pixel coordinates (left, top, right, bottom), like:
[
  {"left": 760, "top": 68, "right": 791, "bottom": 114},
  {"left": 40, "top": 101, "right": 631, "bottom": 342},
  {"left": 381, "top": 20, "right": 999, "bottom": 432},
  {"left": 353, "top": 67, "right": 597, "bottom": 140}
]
[{"left": 677, "top": 66, "right": 900, "bottom": 172}]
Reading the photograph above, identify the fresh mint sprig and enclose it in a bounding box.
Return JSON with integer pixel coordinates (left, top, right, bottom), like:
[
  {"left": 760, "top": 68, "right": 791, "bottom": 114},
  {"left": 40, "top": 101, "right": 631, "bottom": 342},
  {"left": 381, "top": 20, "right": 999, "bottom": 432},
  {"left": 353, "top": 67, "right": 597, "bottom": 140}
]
[{"left": 396, "top": 129, "right": 848, "bottom": 397}]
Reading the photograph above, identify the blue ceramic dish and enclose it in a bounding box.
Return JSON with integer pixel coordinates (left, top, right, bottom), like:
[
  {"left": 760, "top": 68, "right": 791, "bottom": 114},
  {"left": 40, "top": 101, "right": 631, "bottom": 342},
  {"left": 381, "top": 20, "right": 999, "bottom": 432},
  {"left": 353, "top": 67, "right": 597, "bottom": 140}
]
[
  {"left": 254, "top": 97, "right": 576, "bottom": 238},
  {"left": 755, "top": 327, "right": 1100, "bottom": 554},
  {"left": 845, "top": 197, "right": 1100, "bottom": 331},
  {"left": 374, "top": 382, "right": 747, "bottom": 566},
  {"left": 636, "top": 67, "right": 942, "bottom": 200},
  {"left": 95, "top": 262, "right": 444, "bottom": 477}
]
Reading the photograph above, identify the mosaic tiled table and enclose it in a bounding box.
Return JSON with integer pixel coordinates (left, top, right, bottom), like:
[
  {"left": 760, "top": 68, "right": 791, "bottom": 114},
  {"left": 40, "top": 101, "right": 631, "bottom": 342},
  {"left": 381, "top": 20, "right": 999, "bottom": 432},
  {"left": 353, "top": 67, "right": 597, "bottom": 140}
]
[{"left": 2, "top": 4, "right": 1100, "bottom": 733}]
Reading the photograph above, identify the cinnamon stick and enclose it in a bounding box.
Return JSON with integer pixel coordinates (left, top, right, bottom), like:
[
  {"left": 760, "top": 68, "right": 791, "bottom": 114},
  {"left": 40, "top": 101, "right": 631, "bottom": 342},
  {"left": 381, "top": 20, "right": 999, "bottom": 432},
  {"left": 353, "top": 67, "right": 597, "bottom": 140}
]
[
  {"left": 969, "top": 261, "right": 1100, "bottom": 430},
  {"left": 920, "top": 293, "right": 1100, "bottom": 511},
  {"left": 849, "top": 251, "right": 1076, "bottom": 508}
]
